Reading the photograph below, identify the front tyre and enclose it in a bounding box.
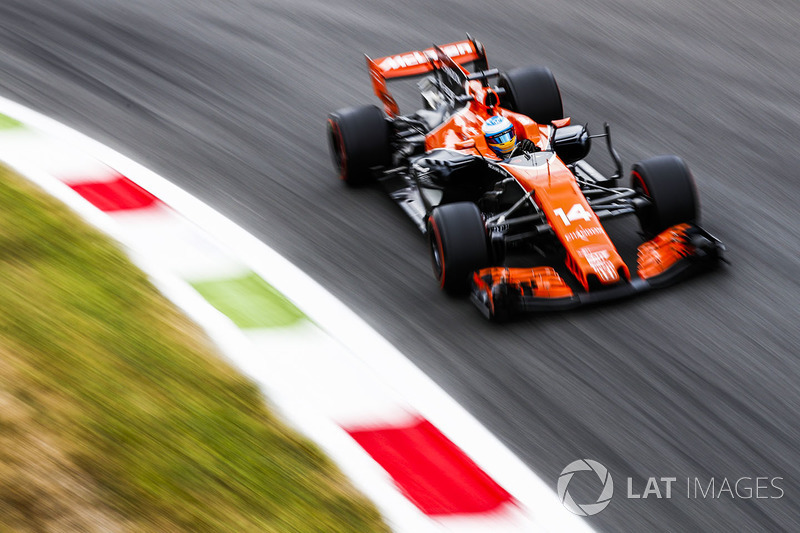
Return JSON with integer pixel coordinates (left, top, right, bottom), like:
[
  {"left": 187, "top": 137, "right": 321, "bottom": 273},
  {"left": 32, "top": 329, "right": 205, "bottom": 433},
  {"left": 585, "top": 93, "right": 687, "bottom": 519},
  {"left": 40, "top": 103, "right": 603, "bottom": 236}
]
[
  {"left": 427, "top": 202, "right": 490, "bottom": 294},
  {"left": 327, "top": 105, "right": 390, "bottom": 186},
  {"left": 631, "top": 155, "right": 700, "bottom": 236}
]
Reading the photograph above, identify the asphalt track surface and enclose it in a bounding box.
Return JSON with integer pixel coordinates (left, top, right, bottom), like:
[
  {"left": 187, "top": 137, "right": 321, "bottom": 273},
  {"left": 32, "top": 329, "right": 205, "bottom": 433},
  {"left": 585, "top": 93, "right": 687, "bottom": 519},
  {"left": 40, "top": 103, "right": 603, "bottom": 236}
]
[{"left": 2, "top": 1, "right": 800, "bottom": 531}]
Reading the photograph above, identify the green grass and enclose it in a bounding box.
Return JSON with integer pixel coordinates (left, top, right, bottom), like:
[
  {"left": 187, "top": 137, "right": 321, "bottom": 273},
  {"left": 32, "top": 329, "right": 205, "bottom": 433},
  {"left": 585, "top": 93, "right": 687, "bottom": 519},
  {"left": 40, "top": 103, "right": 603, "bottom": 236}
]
[
  {"left": 191, "top": 272, "right": 306, "bottom": 329},
  {"left": 0, "top": 166, "right": 389, "bottom": 532},
  {"left": 0, "top": 114, "right": 22, "bottom": 129}
]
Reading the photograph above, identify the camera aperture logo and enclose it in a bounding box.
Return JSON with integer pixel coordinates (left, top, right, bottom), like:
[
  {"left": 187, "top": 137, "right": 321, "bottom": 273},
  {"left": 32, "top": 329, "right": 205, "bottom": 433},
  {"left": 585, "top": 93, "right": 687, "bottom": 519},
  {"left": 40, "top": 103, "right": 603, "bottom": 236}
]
[{"left": 557, "top": 459, "right": 614, "bottom": 516}]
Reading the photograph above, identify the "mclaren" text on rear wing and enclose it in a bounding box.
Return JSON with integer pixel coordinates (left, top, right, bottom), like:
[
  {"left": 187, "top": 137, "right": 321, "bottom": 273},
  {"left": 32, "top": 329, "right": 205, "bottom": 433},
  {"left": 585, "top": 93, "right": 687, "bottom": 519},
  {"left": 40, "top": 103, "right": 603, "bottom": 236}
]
[{"left": 372, "top": 39, "right": 479, "bottom": 79}]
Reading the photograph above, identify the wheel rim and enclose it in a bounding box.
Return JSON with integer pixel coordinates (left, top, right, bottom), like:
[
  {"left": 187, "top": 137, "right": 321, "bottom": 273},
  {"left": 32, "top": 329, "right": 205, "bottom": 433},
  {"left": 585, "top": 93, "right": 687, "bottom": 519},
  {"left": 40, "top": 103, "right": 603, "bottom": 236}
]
[
  {"left": 430, "top": 236, "right": 443, "bottom": 280},
  {"left": 428, "top": 219, "right": 445, "bottom": 287},
  {"left": 631, "top": 171, "right": 650, "bottom": 196},
  {"left": 327, "top": 119, "right": 347, "bottom": 180}
]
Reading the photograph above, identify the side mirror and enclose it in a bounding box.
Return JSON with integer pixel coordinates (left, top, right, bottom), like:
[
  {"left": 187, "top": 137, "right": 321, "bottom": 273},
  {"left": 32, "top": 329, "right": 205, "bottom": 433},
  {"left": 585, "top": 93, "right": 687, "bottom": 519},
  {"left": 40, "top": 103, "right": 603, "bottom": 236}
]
[
  {"left": 552, "top": 117, "right": 572, "bottom": 128},
  {"left": 553, "top": 124, "right": 590, "bottom": 165}
]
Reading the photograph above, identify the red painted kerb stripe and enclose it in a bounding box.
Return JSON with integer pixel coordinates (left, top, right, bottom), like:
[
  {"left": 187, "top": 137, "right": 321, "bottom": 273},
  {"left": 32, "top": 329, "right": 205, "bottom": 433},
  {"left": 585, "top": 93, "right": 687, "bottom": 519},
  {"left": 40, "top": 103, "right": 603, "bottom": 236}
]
[
  {"left": 68, "top": 174, "right": 159, "bottom": 212},
  {"left": 346, "top": 417, "right": 513, "bottom": 515}
]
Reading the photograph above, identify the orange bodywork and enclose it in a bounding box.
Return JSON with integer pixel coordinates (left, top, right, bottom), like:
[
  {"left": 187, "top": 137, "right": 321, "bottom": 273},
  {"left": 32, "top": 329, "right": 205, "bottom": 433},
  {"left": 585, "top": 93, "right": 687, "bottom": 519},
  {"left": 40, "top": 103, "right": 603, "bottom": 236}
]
[
  {"left": 366, "top": 56, "right": 399, "bottom": 117},
  {"left": 473, "top": 267, "right": 574, "bottom": 316},
  {"left": 424, "top": 82, "right": 547, "bottom": 153},
  {"left": 529, "top": 166, "right": 630, "bottom": 290},
  {"left": 474, "top": 267, "right": 574, "bottom": 298},
  {"left": 637, "top": 224, "right": 694, "bottom": 279},
  {"left": 424, "top": 82, "right": 629, "bottom": 292},
  {"left": 371, "top": 39, "right": 480, "bottom": 80}
]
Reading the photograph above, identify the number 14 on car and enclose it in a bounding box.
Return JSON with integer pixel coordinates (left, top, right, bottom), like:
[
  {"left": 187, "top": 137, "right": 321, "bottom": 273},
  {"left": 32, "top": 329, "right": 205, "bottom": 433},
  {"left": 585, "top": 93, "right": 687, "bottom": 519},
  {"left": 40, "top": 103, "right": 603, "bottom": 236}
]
[{"left": 553, "top": 203, "right": 592, "bottom": 226}]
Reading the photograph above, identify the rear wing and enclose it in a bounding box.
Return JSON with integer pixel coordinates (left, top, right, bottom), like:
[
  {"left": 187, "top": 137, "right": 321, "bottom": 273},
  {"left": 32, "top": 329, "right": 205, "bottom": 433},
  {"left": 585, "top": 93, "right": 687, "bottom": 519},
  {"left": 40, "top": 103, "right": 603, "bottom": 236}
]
[
  {"left": 366, "top": 37, "right": 487, "bottom": 117},
  {"left": 372, "top": 39, "right": 482, "bottom": 79}
]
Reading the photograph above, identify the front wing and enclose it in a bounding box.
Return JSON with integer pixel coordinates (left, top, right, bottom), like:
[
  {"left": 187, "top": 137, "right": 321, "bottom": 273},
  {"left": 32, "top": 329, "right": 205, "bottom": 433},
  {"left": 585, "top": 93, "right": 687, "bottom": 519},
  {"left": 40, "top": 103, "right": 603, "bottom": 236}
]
[{"left": 470, "top": 224, "right": 724, "bottom": 320}]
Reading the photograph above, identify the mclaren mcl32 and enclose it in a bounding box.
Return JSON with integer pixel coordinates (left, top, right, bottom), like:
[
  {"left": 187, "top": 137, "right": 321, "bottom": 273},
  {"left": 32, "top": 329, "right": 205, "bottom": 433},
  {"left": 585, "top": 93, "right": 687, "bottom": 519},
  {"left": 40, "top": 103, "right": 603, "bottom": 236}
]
[{"left": 327, "top": 36, "right": 724, "bottom": 320}]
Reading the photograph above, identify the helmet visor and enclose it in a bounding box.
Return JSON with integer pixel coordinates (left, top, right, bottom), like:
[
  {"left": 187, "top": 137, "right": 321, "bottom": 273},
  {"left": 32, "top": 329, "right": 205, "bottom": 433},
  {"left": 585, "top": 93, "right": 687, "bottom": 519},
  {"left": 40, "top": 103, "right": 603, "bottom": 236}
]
[{"left": 487, "top": 129, "right": 514, "bottom": 146}]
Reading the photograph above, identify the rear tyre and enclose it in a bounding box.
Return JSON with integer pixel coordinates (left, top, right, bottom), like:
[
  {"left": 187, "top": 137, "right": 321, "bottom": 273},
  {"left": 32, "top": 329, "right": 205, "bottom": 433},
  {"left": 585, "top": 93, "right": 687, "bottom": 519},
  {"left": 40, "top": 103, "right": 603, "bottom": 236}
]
[
  {"left": 630, "top": 155, "right": 700, "bottom": 236},
  {"left": 498, "top": 66, "right": 564, "bottom": 124},
  {"left": 427, "top": 202, "right": 490, "bottom": 295},
  {"left": 327, "top": 105, "right": 390, "bottom": 186}
]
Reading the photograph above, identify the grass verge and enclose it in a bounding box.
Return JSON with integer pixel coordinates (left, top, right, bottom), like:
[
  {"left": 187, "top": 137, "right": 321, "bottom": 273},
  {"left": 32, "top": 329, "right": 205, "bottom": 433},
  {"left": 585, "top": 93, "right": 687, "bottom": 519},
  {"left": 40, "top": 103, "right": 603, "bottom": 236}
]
[{"left": 0, "top": 165, "right": 389, "bottom": 532}]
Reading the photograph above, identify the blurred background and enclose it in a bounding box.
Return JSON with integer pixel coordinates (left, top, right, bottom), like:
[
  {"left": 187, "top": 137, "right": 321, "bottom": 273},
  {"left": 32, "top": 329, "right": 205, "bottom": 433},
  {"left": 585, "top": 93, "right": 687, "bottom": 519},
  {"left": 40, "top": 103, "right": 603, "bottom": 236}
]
[{"left": 1, "top": 0, "right": 800, "bottom": 530}]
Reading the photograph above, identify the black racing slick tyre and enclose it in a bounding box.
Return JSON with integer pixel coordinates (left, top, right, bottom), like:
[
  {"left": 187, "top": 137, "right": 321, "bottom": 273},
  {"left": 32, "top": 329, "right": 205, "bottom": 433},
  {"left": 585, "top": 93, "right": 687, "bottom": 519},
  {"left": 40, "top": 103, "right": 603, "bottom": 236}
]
[
  {"left": 427, "top": 202, "right": 490, "bottom": 295},
  {"left": 327, "top": 105, "right": 390, "bottom": 186},
  {"left": 630, "top": 155, "right": 700, "bottom": 237},
  {"left": 498, "top": 66, "right": 564, "bottom": 125}
]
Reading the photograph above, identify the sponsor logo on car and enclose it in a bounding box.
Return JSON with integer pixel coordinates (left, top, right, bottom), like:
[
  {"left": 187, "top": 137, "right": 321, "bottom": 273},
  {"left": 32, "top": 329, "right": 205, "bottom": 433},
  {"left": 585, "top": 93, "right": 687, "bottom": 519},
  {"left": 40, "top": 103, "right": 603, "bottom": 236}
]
[
  {"left": 565, "top": 226, "right": 605, "bottom": 242},
  {"left": 578, "top": 246, "right": 618, "bottom": 282},
  {"left": 378, "top": 42, "right": 474, "bottom": 72}
]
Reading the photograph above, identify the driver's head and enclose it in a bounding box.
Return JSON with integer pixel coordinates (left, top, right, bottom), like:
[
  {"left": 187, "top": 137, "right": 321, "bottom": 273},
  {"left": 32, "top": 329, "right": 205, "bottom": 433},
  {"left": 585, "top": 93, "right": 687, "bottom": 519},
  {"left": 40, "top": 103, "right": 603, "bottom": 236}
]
[{"left": 482, "top": 115, "right": 516, "bottom": 158}]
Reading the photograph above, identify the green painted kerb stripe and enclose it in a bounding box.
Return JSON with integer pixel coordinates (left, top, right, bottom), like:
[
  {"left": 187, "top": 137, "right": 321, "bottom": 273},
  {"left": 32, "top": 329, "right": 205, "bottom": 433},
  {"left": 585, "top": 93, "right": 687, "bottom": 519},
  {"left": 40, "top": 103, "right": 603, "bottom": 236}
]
[
  {"left": 191, "top": 272, "right": 306, "bottom": 328},
  {"left": 0, "top": 114, "right": 23, "bottom": 130}
]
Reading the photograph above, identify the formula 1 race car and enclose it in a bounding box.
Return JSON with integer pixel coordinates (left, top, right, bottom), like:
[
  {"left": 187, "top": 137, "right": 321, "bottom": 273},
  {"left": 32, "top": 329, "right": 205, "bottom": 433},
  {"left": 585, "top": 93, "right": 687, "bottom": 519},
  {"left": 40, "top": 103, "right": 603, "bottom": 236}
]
[{"left": 327, "top": 36, "right": 724, "bottom": 320}]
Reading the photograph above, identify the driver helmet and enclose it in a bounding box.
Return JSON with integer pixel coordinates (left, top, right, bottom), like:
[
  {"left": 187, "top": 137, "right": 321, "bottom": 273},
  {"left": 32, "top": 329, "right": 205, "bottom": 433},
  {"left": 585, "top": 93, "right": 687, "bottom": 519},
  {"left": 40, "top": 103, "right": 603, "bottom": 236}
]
[{"left": 482, "top": 115, "right": 516, "bottom": 158}]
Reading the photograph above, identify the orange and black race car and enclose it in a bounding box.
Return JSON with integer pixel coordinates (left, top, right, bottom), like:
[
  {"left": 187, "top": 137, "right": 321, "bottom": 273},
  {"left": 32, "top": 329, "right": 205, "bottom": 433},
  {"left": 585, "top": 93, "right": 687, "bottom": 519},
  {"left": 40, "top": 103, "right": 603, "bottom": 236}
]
[{"left": 327, "top": 36, "right": 724, "bottom": 320}]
